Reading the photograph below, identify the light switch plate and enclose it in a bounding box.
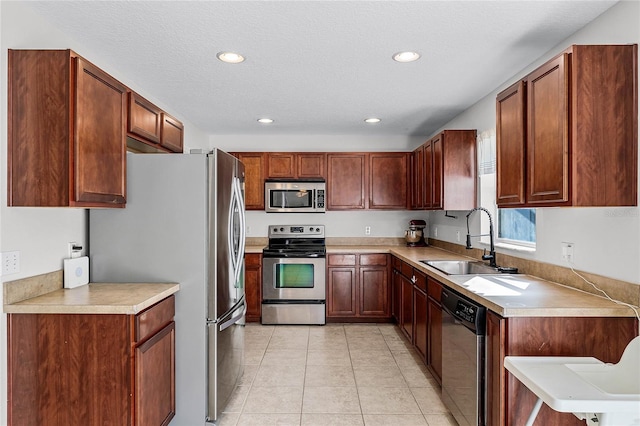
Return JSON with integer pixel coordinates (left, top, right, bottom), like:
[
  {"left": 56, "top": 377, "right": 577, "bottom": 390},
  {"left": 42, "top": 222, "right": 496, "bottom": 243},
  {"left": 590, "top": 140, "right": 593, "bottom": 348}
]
[{"left": 64, "top": 256, "right": 89, "bottom": 289}]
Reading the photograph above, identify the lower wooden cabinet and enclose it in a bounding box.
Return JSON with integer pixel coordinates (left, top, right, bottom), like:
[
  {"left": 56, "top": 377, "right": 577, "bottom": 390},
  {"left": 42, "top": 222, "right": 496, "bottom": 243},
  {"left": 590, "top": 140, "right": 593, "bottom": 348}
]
[
  {"left": 400, "top": 272, "right": 414, "bottom": 340},
  {"left": 413, "top": 286, "right": 428, "bottom": 360},
  {"left": 245, "top": 253, "right": 262, "bottom": 322},
  {"left": 427, "top": 278, "right": 443, "bottom": 383},
  {"left": 327, "top": 253, "right": 390, "bottom": 321},
  {"left": 7, "top": 296, "right": 176, "bottom": 426},
  {"left": 485, "top": 312, "right": 638, "bottom": 426}
]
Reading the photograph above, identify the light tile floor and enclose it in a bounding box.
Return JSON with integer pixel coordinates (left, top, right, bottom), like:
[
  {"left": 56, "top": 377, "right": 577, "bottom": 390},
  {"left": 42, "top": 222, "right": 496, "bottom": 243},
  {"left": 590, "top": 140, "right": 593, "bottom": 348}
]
[{"left": 218, "top": 323, "right": 458, "bottom": 426}]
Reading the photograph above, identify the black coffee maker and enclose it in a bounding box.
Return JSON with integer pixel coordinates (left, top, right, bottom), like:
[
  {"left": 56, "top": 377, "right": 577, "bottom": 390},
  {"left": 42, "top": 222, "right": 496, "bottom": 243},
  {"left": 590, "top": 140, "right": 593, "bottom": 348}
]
[{"left": 404, "top": 219, "right": 427, "bottom": 247}]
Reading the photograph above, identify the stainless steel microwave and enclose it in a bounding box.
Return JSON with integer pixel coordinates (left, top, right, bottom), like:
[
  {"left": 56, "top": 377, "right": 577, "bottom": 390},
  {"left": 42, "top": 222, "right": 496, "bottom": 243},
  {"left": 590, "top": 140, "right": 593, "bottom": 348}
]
[{"left": 264, "top": 179, "right": 326, "bottom": 213}]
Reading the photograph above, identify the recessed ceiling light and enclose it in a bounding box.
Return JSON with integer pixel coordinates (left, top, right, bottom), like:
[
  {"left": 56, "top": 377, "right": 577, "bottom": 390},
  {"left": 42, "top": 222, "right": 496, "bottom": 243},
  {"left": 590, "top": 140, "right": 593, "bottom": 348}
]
[
  {"left": 364, "top": 118, "right": 381, "bottom": 124},
  {"left": 217, "top": 51, "right": 245, "bottom": 64},
  {"left": 392, "top": 51, "right": 420, "bottom": 63},
  {"left": 257, "top": 118, "right": 274, "bottom": 124}
]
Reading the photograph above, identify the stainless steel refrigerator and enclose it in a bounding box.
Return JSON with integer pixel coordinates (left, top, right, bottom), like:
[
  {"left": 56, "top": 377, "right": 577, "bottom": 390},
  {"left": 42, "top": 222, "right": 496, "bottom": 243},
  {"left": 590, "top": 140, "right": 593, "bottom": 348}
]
[{"left": 89, "top": 150, "right": 246, "bottom": 425}]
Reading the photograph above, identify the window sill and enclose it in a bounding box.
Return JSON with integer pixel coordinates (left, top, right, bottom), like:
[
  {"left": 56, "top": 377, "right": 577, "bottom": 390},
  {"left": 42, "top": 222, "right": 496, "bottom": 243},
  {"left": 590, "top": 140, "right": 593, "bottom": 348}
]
[{"left": 478, "top": 240, "right": 536, "bottom": 254}]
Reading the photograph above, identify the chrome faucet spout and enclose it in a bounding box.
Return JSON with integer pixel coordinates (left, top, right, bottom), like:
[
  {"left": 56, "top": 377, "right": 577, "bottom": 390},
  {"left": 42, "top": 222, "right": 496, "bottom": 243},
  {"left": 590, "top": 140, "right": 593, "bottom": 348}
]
[{"left": 465, "top": 207, "right": 497, "bottom": 268}]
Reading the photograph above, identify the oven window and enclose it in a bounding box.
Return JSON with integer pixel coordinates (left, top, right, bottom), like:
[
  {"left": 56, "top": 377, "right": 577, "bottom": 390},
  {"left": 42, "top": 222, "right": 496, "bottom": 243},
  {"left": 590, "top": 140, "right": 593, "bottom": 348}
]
[
  {"left": 270, "top": 190, "right": 313, "bottom": 209},
  {"left": 275, "top": 264, "right": 315, "bottom": 288}
]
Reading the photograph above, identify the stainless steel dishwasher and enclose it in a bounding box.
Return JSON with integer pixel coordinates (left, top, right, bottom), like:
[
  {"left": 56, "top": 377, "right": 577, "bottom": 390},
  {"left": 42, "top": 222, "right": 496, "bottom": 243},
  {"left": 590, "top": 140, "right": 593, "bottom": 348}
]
[{"left": 441, "top": 288, "right": 486, "bottom": 426}]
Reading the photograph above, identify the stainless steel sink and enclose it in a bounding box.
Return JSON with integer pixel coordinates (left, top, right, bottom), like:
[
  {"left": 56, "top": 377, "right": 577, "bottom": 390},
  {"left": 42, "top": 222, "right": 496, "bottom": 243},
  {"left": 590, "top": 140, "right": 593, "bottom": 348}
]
[{"left": 421, "top": 260, "right": 499, "bottom": 275}]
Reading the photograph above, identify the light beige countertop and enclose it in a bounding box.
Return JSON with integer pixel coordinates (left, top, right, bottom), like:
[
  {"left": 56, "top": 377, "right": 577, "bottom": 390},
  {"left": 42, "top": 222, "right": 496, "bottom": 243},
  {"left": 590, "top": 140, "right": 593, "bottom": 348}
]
[
  {"left": 4, "top": 283, "right": 180, "bottom": 315},
  {"left": 388, "top": 246, "right": 637, "bottom": 319},
  {"left": 246, "top": 245, "right": 266, "bottom": 254}
]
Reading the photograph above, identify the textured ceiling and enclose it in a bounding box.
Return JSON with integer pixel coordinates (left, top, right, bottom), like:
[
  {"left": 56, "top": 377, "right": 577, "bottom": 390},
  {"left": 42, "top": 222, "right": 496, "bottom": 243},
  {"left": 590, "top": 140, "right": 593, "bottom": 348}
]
[{"left": 25, "top": 1, "right": 617, "bottom": 136}]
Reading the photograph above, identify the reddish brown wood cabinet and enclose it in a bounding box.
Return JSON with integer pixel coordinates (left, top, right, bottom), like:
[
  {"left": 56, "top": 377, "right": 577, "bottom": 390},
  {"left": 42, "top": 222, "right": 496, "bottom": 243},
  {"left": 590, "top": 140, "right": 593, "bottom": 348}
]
[
  {"left": 369, "top": 153, "right": 409, "bottom": 209},
  {"left": 327, "top": 153, "right": 408, "bottom": 210},
  {"left": 245, "top": 253, "right": 262, "bottom": 322},
  {"left": 231, "top": 152, "right": 266, "bottom": 210},
  {"left": 327, "top": 154, "right": 368, "bottom": 210},
  {"left": 426, "top": 278, "right": 443, "bottom": 384},
  {"left": 327, "top": 254, "right": 391, "bottom": 321},
  {"left": 267, "top": 153, "right": 326, "bottom": 178},
  {"left": 127, "top": 93, "right": 184, "bottom": 153},
  {"left": 411, "top": 130, "right": 477, "bottom": 210},
  {"left": 7, "top": 296, "right": 176, "bottom": 426},
  {"left": 485, "top": 311, "right": 638, "bottom": 426},
  {"left": 496, "top": 44, "right": 638, "bottom": 208},
  {"left": 8, "top": 49, "right": 127, "bottom": 207}
]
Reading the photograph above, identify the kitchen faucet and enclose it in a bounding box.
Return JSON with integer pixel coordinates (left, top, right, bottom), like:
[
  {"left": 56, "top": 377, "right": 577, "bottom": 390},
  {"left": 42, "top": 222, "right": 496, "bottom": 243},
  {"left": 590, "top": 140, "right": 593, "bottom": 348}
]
[{"left": 465, "top": 207, "right": 497, "bottom": 268}]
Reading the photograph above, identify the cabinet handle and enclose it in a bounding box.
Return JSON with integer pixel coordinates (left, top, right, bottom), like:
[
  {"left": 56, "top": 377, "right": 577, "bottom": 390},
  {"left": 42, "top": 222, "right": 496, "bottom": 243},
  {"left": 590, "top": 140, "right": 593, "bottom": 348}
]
[{"left": 411, "top": 275, "right": 417, "bottom": 284}]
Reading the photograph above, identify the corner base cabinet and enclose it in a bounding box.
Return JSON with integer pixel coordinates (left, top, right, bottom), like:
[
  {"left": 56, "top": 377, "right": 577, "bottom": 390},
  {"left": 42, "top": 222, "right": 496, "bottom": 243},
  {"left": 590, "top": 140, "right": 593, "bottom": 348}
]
[{"left": 7, "top": 296, "right": 176, "bottom": 426}]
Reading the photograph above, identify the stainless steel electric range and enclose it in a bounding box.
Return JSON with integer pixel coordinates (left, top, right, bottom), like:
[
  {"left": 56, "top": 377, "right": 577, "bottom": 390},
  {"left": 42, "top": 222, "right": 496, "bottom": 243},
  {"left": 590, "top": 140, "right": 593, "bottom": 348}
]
[{"left": 261, "top": 225, "right": 326, "bottom": 325}]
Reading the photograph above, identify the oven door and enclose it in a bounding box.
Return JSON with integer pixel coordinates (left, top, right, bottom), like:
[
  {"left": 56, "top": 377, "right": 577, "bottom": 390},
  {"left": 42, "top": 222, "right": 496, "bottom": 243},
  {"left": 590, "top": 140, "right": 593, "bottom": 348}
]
[{"left": 262, "top": 257, "right": 326, "bottom": 301}]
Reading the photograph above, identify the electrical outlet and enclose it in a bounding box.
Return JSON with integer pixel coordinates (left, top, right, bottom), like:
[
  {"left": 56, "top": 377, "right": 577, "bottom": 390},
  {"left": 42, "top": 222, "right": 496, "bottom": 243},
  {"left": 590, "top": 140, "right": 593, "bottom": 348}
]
[
  {"left": 456, "top": 230, "right": 461, "bottom": 242},
  {"left": 561, "top": 242, "right": 574, "bottom": 262},
  {"left": 2, "top": 251, "right": 20, "bottom": 275},
  {"left": 434, "top": 227, "right": 438, "bottom": 237},
  {"left": 365, "top": 226, "right": 371, "bottom": 235}
]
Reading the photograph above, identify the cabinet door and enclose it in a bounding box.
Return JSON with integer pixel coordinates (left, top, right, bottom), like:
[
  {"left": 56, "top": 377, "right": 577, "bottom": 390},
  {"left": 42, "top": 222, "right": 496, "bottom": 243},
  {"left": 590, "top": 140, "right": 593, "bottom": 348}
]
[
  {"left": 74, "top": 57, "right": 127, "bottom": 206},
  {"left": 359, "top": 267, "right": 389, "bottom": 317},
  {"left": 431, "top": 134, "right": 443, "bottom": 209},
  {"left": 297, "top": 153, "right": 326, "bottom": 178},
  {"left": 245, "top": 254, "right": 262, "bottom": 322},
  {"left": 128, "top": 92, "right": 162, "bottom": 144},
  {"left": 391, "top": 269, "right": 401, "bottom": 322},
  {"left": 160, "top": 113, "right": 184, "bottom": 153},
  {"left": 135, "top": 322, "right": 176, "bottom": 426},
  {"left": 496, "top": 81, "right": 526, "bottom": 207},
  {"left": 427, "top": 297, "right": 442, "bottom": 384},
  {"left": 411, "top": 146, "right": 424, "bottom": 209},
  {"left": 526, "top": 53, "right": 570, "bottom": 205},
  {"left": 423, "top": 140, "right": 433, "bottom": 209},
  {"left": 485, "top": 311, "right": 506, "bottom": 426},
  {"left": 327, "top": 267, "right": 357, "bottom": 316},
  {"left": 327, "top": 154, "right": 368, "bottom": 210},
  {"left": 369, "top": 153, "right": 408, "bottom": 209},
  {"left": 233, "top": 153, "right": 265, "bottom": 210},
  {"left": 400, "top": 275, "right": 414, "bottom": 340},
  {"left": 413, "top": 288, "right": 428, "bottom": 360},
  {"left": 267, "top": 153, "right": 296, "bottom": 178}
]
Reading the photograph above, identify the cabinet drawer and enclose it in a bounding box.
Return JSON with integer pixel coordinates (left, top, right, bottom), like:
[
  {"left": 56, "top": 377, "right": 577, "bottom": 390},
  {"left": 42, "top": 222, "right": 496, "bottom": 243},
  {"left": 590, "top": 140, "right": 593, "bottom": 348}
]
[
  {"left": 401, "top": 261, "right": 413, "bottom": 279},
  {"left": 427, "top": 278, "right": 442, "bottom": 303},
  {"left": 360, "top": 254, "right": 388, "bottom": 266},
  {"left": 135, "top": 295, "right": 175, "bottom": 343},
  {"left": 245, "top": 253, "right": 262, "bottom": 267},
  {"left": 328, "top": 254, "right": 357, "bottom": 266},
  {"left": 413, "top": 269, "right": 427, "bottom": 292}
]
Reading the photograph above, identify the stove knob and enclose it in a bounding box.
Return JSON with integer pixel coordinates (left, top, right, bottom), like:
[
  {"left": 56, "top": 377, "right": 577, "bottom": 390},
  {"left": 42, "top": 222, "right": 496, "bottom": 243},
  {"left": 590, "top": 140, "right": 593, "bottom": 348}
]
[
  {"left": 273, "top": 228, "right": 278, "bottom": 232},
  {"left": 315, "top": 227, "right": 320, "bottom": 232},
  {"left": 280, "top": 227, "right": 284, "bottom": 232},
  {"left": 309, "top": 227, "right": 313, "bottom": 232}
]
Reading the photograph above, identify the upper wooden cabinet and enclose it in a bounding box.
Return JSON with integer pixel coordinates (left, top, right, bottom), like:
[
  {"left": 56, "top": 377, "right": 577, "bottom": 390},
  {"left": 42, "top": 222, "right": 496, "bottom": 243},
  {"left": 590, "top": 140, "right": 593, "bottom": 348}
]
[
  {"left": 411, "top": 130, "right": 477, "bottom": 211},
  {"left": 327, "top": 153, "right": 368, "bottom": 210},
  {"left": 369, "top": 153, "right": 409, "bottom": 209},
  {"left": 327, "top": 152, "right": 408, "bottom": 210},
  {"left": 8, "top": 49, "right": 127, "bottom": 207},
  {"left": 267, "top": 153, "right": 325, "bottom": 179},
  {"left": 127, "top": 92, "right": 184, "bottom": 153},
  {"left": 496, "top": 44, "right": 638, "bottom": 208},
  {"left": 231, "top": 152, "right": 266, "bottom": 210}
]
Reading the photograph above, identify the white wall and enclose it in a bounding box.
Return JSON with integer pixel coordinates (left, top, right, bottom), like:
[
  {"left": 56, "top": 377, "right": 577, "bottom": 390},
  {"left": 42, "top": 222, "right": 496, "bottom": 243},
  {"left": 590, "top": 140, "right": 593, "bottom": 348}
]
[{"left": 429, "top": 0, "right": 640, "bottom": 285}]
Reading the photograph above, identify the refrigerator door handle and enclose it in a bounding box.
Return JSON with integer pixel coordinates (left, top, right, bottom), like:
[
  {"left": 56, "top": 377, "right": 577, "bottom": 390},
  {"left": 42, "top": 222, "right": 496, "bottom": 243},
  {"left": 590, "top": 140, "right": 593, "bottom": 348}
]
[
  {"left": 228, "top": 176, "right": 246, "bottom": 286},
  {"left": 219, "top": 301, "right": 246, "bottom": 332}
]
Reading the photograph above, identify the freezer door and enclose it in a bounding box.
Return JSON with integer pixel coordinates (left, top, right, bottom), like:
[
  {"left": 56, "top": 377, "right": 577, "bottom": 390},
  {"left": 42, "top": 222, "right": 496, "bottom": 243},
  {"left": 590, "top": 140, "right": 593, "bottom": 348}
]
[
  {"left": 206, "top": 299, "right": 246, "bottom": 423},
  {"left": 208, "top": 150, "right": 246, "bottom": 321}
]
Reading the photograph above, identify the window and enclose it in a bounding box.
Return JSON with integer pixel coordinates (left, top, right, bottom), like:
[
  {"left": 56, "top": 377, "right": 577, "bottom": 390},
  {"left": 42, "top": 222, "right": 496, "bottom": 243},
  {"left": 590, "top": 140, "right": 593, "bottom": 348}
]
[
  {"left": 498, "top": 208, "right": 536, "bottom": 244},
  {"left": 477, "top": 130, "right": 536, "bottom": 248}
]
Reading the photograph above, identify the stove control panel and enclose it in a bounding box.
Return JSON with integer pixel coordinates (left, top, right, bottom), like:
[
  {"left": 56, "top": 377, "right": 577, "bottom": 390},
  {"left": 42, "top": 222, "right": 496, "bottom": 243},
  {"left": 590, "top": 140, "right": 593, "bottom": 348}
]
[{"left": 269, "top": 225, "right": 325, "bottom": 238}]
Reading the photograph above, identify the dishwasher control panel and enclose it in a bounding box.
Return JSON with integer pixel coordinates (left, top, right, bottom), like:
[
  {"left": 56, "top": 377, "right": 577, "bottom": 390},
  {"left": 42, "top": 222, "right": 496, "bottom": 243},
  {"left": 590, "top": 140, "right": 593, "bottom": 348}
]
[{"left": 442, "top": 288, "right": 486, "bottom": 335}]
